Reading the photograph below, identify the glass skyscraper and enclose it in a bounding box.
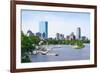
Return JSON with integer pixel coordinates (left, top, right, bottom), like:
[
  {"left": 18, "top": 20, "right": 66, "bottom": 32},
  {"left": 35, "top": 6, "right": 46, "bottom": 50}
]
[
  {"left": 39, "top": 21, "right": 48, "bottom": 39},
  {"left": 76, "top": 27, "right": 81, "bottom": 40}
]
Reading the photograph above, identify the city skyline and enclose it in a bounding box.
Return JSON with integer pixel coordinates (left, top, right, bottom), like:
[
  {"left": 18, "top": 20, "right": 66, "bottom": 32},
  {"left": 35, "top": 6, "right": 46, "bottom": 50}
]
[
  {"left": 22, "top": 10, "right": 90, "bottom": 39},
  {"left": 26, "top": 26, "right": 88, "bottom": 41}
]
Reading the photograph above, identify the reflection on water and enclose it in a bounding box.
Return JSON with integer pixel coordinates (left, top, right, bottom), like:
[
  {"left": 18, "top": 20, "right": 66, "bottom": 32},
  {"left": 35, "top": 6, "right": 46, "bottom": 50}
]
[{"left": 31, "top": 44, "right": 90, "bottom": 62}]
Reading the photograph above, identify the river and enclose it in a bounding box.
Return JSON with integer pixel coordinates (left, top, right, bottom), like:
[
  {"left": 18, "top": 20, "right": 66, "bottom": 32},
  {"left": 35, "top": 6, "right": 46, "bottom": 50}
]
[{"left": 31, "top": 44, "right": 90, "bottom": 62}]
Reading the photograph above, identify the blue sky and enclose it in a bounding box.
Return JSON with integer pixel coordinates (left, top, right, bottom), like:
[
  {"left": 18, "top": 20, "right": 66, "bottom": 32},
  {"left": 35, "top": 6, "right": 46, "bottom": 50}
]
[{"left": 21, "top": 10, "right": 90, "bottom": 39}]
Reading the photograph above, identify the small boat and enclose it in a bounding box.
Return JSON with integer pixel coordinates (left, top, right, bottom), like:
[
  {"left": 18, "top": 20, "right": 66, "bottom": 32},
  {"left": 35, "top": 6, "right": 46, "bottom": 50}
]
[
  {"left": 41, "top": 51, "right": 48, "bottom": 55},
  {"left": 46, "top": 53, "right": 59, "bottom": 56}
]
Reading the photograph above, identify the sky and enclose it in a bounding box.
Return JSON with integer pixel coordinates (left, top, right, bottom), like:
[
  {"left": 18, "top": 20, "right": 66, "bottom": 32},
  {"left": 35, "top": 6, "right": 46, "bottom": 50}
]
[{"left": 21, "top": 10, "right": 90, "bottom": 39}]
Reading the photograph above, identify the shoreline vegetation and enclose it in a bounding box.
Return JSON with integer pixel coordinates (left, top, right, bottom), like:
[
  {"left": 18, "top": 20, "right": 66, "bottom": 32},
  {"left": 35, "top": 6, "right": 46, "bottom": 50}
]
[{"left": 21, "top": 31, "right": 90, "bottom": 63}]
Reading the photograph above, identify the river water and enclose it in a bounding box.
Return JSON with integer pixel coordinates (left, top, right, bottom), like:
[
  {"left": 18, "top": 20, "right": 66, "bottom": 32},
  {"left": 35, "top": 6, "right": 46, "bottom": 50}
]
[{"left": 31, "top": 44, "right": 90, "bottom": 62}]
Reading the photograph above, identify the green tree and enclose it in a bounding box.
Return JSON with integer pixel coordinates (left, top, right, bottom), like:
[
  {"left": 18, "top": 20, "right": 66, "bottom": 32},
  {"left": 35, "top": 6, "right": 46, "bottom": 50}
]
[{"left": 21, "top": 31, "right": 35, "bottom": 63}]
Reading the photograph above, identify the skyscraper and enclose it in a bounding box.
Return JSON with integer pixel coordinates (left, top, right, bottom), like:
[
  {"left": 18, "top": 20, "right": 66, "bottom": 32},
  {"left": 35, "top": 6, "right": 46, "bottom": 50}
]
[
  {"left": 39, "top": 21, "right": 48, "bottom": 39},
  {"left": 76, "top": 27, "right": 81, "bottom": 40}
]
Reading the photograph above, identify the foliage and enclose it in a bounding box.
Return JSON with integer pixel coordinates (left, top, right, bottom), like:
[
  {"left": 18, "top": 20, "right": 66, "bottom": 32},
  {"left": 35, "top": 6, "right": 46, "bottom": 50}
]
[
  {"left": 21, "top": 33, "right": 34, "bottom": 53},
  {"left": 29, "top": 36, "right": 40, "bottom": 45},
  {"left": 21, "top": 55, "right": 31, "bottom": 63},
  {"left": 75, "top": 40, "right": 84, "bottom": 49},
  {"left": 21, "top": 31, "right": 40, "bottom": 63},
  {"left": 82, "top": 39, "right": 90, "bottom": 43},
  {"left": 44, "top": 39, "right": 85, "bottom": 49}
]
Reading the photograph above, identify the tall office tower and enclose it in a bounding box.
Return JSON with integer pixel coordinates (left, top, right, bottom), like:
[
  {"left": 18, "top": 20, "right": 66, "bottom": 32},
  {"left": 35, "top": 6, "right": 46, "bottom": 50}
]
[
  {"left": 39, "top": 21, "right": 48, "bottom": 39},
  {"left": 76, "top": 27, "right": 81, "bottom": 40}
]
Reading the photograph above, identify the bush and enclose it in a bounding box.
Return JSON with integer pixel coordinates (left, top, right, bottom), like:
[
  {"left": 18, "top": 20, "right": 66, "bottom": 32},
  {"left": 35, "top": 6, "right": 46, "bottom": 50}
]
[{"left": 21, "top": 55, "right": 31, "bottom": 63}]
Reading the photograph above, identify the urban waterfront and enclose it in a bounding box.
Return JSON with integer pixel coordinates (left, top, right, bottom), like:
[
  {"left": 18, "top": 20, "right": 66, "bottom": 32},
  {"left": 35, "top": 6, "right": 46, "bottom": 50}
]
[
  {"left": 30, "top": 44, "right": 90, "bottom": 62},
  {"left": 21, "top": 10, "right": 90, "bottom": 63}
]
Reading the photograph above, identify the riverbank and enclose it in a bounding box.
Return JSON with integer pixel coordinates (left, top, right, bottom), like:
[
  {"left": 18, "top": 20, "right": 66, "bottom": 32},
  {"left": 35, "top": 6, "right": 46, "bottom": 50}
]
[
  {"left": 32, "top": 44, "right": 85, "bottom": 56},
  {"left": 31, "top": 44, "right": 90, "bottom": 62},
  {"left": 71, "top": 44, "right": 85, "bottom": 49}
]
